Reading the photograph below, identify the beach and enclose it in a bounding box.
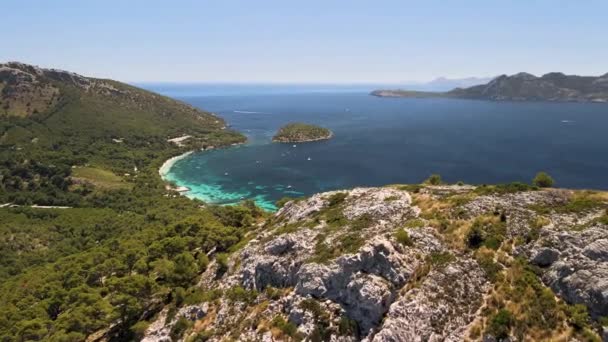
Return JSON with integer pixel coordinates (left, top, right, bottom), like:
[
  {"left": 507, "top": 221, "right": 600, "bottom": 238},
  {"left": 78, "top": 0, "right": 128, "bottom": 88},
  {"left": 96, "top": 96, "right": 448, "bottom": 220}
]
[{"left": 158, "top": 151, "right": 193, "bottom": 178}]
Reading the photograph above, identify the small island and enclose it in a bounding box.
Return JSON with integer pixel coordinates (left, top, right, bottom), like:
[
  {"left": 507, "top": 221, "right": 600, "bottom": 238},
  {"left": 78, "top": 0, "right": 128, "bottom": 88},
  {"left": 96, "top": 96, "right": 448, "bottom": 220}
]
[{"left": 272, "top": 123, "right": 333, "bottom": 143}]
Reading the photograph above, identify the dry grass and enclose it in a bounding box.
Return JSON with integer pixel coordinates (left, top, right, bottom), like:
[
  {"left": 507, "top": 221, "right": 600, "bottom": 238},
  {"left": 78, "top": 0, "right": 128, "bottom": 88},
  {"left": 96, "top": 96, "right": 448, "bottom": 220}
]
[{"left": 71, "top": 166, "right": 132, "bottom": 190}]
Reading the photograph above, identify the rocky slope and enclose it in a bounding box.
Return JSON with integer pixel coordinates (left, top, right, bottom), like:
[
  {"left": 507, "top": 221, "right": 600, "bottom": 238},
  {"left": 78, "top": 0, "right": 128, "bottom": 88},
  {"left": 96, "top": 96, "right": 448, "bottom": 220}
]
[
  {"left": 372, "top": 72, "right": 608, "bottom": 103},
  {"left": 140, "top": 184, "right": 608, "bottom": 341}
]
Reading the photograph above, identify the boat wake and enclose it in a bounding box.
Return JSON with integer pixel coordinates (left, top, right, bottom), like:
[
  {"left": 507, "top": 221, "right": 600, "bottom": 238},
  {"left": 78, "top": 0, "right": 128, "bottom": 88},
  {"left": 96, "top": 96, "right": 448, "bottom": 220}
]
[{"left": 234, "top": 110, "right": 265, "bottom": 114}]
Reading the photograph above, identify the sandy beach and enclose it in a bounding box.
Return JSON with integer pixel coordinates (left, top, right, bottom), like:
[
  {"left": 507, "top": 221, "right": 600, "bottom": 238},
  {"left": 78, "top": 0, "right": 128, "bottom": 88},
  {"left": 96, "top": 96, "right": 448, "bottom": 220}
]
[{"left": 158, "top": 151, "right": 193, "bottom": 178}]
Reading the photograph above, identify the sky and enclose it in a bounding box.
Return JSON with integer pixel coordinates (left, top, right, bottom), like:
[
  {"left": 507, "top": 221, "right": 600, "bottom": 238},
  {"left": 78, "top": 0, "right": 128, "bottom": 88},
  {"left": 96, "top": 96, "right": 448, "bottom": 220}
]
[{"left": 2, "top": 0, "right": 608, "bottom": 83}]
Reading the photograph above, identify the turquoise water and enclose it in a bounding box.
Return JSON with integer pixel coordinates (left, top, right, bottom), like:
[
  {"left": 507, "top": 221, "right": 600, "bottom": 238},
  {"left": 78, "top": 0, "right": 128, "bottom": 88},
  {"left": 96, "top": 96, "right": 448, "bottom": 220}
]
[{"left": 152, "top": 86, "right": 608, "bottom": 211}]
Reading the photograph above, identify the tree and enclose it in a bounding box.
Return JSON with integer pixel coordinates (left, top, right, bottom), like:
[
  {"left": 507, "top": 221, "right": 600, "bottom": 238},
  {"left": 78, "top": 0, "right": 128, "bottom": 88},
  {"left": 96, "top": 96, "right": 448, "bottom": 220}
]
[
  {"left": 533, "top": 172, "right": 554, "bottom": 188},
  {"left": 424, "top": 174, "right": 442, "bottom": 185}
]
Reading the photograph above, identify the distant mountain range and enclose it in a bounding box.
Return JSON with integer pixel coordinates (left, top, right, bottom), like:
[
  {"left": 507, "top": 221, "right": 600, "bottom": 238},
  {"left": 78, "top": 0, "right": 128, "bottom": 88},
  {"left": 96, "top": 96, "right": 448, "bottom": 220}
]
[
  {"left": 372, "top": 72, "right": 608, "bottom": 102},
  {"left": 399, "top": 76, "right": 494, "bottom": 91}
]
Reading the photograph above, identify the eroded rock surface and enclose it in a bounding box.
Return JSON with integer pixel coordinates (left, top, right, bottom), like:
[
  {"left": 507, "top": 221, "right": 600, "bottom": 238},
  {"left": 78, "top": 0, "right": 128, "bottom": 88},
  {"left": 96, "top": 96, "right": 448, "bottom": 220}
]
[{"left": 143, "top": 186, "right": 608, "bottom": 342}]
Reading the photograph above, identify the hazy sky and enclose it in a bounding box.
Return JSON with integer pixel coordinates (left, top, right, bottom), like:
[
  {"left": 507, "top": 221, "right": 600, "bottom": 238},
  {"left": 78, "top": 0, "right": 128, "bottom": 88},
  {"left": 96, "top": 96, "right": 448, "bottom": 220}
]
[{"left": 2, "top": 0, "right": 608, "bottom": 83}]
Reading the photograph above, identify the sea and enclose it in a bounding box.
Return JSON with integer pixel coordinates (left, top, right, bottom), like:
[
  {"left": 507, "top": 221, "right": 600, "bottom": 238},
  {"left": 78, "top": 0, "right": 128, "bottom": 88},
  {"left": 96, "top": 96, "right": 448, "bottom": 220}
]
[{"left": 142, "top": 83, "right": 608, "bottom": 211}]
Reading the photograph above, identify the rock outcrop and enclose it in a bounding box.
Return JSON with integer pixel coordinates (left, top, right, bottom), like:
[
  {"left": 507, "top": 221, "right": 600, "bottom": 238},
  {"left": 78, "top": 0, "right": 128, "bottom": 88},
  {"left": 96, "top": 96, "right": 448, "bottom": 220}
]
[{"left": 143, "top": 186, "right": 608, "bottom": 341}]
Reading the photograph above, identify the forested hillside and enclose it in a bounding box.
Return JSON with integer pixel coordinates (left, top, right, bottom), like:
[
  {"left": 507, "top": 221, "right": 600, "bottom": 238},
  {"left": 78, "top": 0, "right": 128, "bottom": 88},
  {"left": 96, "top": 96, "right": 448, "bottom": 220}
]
[{"left": 0, "top": 62, "right": 256, "bottom": 341}]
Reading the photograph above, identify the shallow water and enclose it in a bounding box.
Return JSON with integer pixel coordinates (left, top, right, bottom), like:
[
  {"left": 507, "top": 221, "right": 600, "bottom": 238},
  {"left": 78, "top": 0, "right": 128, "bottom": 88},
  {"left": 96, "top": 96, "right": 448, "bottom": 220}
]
[{"left": 159, "top": 90, "right": 608, "bottom": 211}]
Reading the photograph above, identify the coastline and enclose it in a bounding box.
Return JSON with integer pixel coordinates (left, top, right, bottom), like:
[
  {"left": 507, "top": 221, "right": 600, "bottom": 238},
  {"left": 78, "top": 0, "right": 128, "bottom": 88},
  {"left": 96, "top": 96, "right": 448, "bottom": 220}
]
[
  {"left": 159, "top": 150, "right": 194, "bottom": 178},
  {"left": 158, "top": 141, "right": 246, "bottom": 195}
]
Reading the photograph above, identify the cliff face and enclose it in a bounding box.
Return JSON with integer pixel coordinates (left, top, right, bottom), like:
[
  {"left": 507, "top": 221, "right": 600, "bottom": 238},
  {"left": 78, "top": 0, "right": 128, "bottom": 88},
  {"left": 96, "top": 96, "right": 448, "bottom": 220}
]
[{"left": 142, "top": 185, "right": 608, "bottom": 341}]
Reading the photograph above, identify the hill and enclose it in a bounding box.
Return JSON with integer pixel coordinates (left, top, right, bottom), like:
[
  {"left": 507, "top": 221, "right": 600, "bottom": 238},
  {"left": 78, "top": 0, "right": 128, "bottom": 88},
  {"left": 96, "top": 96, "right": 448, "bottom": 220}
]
[
  {"left": 0, "top": 63, "right": 256, "bottom": 341},
  {"left": 0, "top": 62, "right": 245, "bottom": 205},
  {"left": 272, "top": 123, "right": 333, "bottom": 143},
  {"left": 372, "top": 71, "right": 608, "bottom": 102}
]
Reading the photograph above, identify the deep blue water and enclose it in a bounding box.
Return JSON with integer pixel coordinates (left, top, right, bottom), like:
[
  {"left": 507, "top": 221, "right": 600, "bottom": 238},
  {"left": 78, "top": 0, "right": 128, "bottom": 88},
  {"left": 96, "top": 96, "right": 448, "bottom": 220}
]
[{"left": 151, "top": 86, "right": 608, "bottom": 211}]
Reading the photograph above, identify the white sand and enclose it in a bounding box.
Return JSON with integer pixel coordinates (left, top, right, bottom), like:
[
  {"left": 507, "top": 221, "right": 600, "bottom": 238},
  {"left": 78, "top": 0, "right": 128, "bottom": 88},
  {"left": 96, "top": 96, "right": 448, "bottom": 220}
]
[{"left": 159, "top": 151, "right": 193, "bottom": 177}]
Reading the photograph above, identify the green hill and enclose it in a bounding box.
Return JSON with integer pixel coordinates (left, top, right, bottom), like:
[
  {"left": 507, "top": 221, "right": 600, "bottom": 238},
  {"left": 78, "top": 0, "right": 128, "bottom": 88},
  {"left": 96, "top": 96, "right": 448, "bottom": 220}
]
[
  {"left": 0, "top": 63, "right": 258, "bottom": 341},
  {"left": 0, "top": 62, "right": 245, "bottom": 205}
]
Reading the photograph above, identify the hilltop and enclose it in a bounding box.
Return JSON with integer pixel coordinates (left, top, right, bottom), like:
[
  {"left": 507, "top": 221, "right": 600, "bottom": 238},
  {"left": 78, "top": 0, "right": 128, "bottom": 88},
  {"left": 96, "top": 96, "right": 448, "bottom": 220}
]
[
  {"left": 142, "top": 183, "right": 608, "bottom": 341},
  {"left": 372, "top": 71, "right": 608, "bottom": 102}
]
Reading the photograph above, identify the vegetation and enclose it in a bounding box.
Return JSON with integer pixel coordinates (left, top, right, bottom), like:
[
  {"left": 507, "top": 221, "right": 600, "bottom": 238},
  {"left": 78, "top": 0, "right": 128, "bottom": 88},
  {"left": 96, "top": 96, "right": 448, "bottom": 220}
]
[
  {"left": 270, "top": 315, "right": 299, "bottom": 339},
  {"left": 474, "top": 182, "right": 537, "bottom": 195},
  {"left": 272, "top": 123, "right": 332, "bottom": 143},
  {"left": 533, "top": 172, "right": 555, "bottom": 188},
  {"left": 0, "top": 63, "right": 257, "bottom": 340},
  {"left": 327, "top": 192, "right": 348, "bottom": 207},
  {"left": 466, "top": 216, "right": 507, "bottom": 250},
  {"left": 394, "top": 228, "right": 413, "bottom": 246},
  {"left": 479, "top": 258, "right": 598, "bottom": 340},
  {"left": 424, "top": 174, "right": 442, "bottom": 185}
]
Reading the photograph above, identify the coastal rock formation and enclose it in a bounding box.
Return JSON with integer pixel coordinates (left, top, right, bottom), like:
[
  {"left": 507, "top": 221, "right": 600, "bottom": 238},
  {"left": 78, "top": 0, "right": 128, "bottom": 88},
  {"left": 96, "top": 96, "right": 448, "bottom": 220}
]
[{"left": 142, "top": 186, "right": 608, "bottom": 341}]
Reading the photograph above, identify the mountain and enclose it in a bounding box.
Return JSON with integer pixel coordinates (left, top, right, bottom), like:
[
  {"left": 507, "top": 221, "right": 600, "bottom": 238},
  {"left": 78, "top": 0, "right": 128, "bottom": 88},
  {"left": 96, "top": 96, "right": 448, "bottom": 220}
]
[
  {"left": 404, "top": 76, "right": 494, "bottom": 91},
  {"left": 372, "top": 72, "right": 608, "bottom": 102}
]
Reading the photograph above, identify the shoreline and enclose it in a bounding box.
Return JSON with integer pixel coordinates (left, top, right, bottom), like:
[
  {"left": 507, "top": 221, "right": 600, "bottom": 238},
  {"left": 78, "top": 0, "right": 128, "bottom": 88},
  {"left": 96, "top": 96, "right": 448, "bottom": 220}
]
[
  {"left": 158, "top": 150, "right": 194, "bottom": 178},
  {"left": 158, "top": 141, "right": 245, "bottom": 194}
]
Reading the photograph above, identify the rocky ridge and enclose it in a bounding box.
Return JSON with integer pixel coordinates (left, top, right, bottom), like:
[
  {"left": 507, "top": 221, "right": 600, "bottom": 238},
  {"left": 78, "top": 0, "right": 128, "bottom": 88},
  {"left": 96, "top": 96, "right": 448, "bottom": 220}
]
[{"left": 142, "top": 185, "right": 608, "bottom": 341}]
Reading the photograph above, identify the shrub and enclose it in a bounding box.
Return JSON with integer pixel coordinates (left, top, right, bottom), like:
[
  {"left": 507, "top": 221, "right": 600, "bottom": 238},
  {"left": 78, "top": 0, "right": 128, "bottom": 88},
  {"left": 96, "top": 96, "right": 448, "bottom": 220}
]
[
  {"left": 466, "top": 217, "right": 507, "bottom": 250},
  {"left": 487, "top": 309, "right": 513, "bottom": 339},
  {"left": 533, "top": 172, "right": 554, "bottom": 188},
  {"left": 566, "top": 304, "right": 590, "bottom": 330},
  {"left": 265, "top": 286, "right": 282, "bottom": 300},
  {"left": 215, "top": 253, "right": 229, "bottom": 276},
  {"left": 188, "top": 330, "right": 214, "bottom": 341},
  {"left": 466, "top": 225, "right": 485, "bottom": 249},
  {"left": 130, "top": 321, "right": 150, "bottom": 340},
  {"left": 427, "top": 251, "right": 456, "bottom": 267},
  {"left": 394, "top": 228, "right": 413, "bottom": 246},
  {"left": 225, "top": 286, "right": 258, "bottom": 304},
  {"left": 474, "top": 182, "right": 537, "bottom": 195},
  {"left": 275, "top": 197, "right": 294, "bottom": 208},
  {"left": 398, "top": 184, "right": 423, "bottom": 193},
  {"left": 424, "top": 174, "right": 442, "bottom": 185},
  {"left": 476, "top": 252, "right": 503, "bottom": 282},
  {"left": 404, "top": 219, "right": 425, "bottom": 228},
  {"left": 338, "top": 316, "right": 359, "bottom": 336},
  {"left": 351, "top": 213, "right": 374, "bottom": 230},
  {"left": 327, "top": 192, "right": 348, "bottom": 207},
  {"left": 271, "top": 315, "right": 298, "bottom": 337},
  {"left": 170, "top": 317, "right": 191, "bottom": 340}
]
